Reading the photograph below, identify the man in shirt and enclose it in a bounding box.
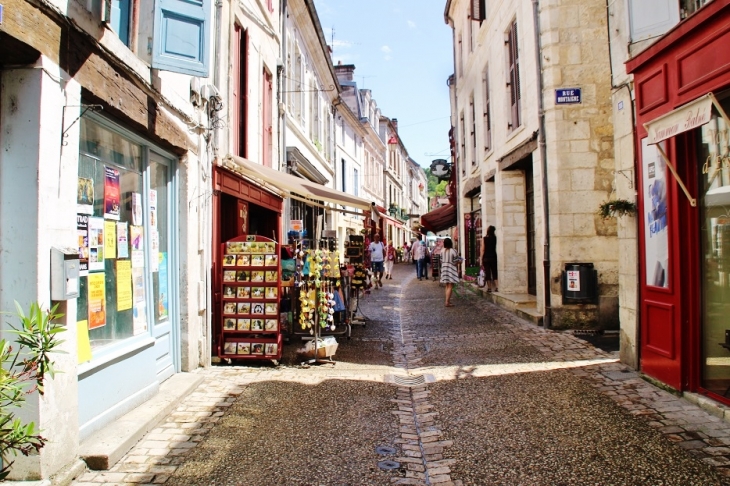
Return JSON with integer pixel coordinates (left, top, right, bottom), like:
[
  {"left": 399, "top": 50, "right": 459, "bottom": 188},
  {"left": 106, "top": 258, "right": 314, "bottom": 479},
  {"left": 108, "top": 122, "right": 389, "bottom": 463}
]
[
  {"left": 412, "top": 234, "right": 428, "bottom": 281},
  {"left": 368, "top": 233, "right": 386, "bottom": 287}
]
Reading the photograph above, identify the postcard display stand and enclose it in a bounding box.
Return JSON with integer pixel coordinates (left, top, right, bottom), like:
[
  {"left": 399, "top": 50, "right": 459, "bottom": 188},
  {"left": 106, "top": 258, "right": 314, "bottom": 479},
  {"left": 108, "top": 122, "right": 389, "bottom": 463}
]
[{"left": 219, "top": 235, "right": 283, "bottom": 363}]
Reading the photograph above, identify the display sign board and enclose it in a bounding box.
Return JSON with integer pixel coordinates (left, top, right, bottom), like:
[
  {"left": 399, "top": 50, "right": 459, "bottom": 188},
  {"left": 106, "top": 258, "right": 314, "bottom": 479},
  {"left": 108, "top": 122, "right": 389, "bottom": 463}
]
[{"left": 555, "top": 88, "right": 581, "bottom": 105}]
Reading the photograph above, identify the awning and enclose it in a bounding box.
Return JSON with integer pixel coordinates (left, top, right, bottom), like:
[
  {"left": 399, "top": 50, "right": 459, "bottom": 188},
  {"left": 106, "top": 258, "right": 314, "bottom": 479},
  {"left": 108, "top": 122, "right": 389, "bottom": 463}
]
[
  {"left": 420, "top": 204, "right": 457, "bottom": 233},
  {"left": 224, "top": 155, "right": 373, "bottom": 211},
  {"left": 643, "top": 93, "right": 730, "bottom": 208},
  {"left": 372, "top": 205, "right": 404, "bottom": 228}
]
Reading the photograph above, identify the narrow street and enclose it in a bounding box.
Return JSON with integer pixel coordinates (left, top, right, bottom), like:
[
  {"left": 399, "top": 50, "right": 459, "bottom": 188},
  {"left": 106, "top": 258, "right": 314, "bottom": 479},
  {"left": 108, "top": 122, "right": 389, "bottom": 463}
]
[{"left": 74, "top": 263, "right": 730, "bottom": 486}]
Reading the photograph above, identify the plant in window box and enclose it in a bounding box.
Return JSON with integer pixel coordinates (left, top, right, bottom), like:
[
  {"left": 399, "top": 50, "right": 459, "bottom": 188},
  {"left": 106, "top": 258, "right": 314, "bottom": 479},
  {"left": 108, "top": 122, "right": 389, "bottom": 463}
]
[{"left": 598, "top": 198, "right": 637, "bottom": 220}]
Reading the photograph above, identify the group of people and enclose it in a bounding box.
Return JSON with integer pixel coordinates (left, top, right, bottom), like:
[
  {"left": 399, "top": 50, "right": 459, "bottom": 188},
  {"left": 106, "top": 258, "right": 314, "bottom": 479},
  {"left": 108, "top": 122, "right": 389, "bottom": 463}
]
[{"left": 365, "top": 225, "right": 500, "bottom": 305}]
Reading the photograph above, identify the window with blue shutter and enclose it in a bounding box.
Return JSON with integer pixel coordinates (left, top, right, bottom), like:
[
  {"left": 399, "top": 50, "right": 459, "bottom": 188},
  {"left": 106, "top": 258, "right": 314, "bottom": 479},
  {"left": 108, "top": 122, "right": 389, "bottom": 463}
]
[{"left": 152, "top": 0, "right": 210, "bottom": 76}]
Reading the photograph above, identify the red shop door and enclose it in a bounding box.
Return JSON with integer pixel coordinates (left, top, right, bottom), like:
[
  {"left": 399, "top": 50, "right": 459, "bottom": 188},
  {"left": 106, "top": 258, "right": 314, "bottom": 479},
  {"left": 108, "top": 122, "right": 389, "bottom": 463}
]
[{"left": 638, "top": 138, "right": 684, "bottom": 390}]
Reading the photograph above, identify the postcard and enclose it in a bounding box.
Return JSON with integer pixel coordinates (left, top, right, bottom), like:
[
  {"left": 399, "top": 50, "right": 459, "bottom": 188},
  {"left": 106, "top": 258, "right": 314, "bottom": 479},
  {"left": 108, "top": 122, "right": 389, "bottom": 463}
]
[
  {"left": 265, "top": 271, "right": 278, "bottom": 282},
  {"left": 251, "top": 287, "right": 265, "bottom": 299},
  {"left": 237, "top": 302, "right": 250, "bottom": 314},
  {"left": 223, "top": 286, "right": 236, "bottom": 298},
  {"left": 236, "top": 255, "right": 250, "bottom": 266},
  {"left": 251, "top": 343, "right": 264, "bottom": 355},
  {"left": 223, "top": 302, "right": 237, "bottom": 315},
  {"left": 237, "top": 319, "right": 250, "bottom": 331},
  {"left": 236, "top": 287, "right": 250, "bottom": 299},
  {"left": 265, "top": 303, "right": 278, "bottom": 315},
  {"left": 251, "top": 271, "right": 265, "bottom": 282},
  {"left": 223, "top": 270, "right": 236, "bottom": 282},
  {"left": 248, "top": 242, "right": 263, "bottom": 254},
  {"left": 236, "top": 271, "right": 249, "bottom": 282},
  {"left": 251, "top": 319, "right": 264, "bottom": 331},
  {"left": 223, "top": 255, "right": 236, "bottom": 266},
  {"left": 264, "top": 319, "right": 278, "bottom": 331},
  {"left": 264, "top": 343, "right": 278, "bottom": 355},
  {"left": 265, "top": 287, "right": 278, "bottom": 299},
  {"left": 251, "top": 255, "right": 264, "bottom": 267},
  {"left": 237, "top": 342, "right": 251, "bottom": 355},
  {"left": 251, "top": 303, "right": 265, "bottom": 315},
  {"left": 265, "top": 242, "right": 275, "bottom": 253},
  {"left": 226, "top": 242, "right": 244, "bottom": 254},
  {"left": 265, "top": 254, "right": 278, "bottom": 266},
  {"left": 223, "top": 318, "right": 236, "bottom": 330},
  {"left": 223, "top": 342, "right": 237, "bottom": 355}
]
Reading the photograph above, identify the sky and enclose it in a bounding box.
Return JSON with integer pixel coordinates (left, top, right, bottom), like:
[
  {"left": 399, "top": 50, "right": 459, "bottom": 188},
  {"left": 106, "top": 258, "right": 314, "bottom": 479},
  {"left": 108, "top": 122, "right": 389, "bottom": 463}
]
[{"left": 312, "top": 0, "right": 454, "bottom": 168}]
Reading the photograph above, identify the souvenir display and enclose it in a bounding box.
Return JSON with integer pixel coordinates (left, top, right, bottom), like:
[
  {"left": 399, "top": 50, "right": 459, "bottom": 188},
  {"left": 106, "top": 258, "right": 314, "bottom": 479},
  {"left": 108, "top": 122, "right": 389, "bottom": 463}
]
[{"left": 218, "top": 235, "right": 282, "bottom": 360}]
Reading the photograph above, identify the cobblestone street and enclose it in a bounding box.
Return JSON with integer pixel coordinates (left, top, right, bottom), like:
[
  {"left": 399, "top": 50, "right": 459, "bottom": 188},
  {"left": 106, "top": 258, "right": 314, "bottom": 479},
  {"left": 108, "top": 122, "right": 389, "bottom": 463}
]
[{"left": 73, "top": 263, "right": 730, "bottom": 485}]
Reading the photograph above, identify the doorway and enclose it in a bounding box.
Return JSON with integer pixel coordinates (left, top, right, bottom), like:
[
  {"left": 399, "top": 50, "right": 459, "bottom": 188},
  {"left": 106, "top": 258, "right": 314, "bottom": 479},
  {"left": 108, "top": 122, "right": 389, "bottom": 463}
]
[{"left": 525, "top": 165, "right": 536, "bottom": 295}]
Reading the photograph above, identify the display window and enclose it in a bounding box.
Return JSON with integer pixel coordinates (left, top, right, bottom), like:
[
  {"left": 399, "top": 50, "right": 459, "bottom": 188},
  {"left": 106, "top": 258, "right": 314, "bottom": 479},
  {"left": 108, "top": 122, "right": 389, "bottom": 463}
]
[{"left": 76, "top": 115, "right": 175, "bottom": 352}]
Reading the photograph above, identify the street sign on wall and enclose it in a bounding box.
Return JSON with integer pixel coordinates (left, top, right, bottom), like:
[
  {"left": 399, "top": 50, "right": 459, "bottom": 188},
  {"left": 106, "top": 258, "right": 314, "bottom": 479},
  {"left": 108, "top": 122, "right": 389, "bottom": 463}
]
[{"left": 555, "top": 88, "right": 581, "bottom": 105}]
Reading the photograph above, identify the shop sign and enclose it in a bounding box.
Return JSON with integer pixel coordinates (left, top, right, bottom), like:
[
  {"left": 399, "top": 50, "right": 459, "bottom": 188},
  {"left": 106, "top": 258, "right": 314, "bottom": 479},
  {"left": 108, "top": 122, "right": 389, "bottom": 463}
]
[
  {"left": 645, "top": 94, "right": 713, "bottom": 144},
  {"left": 290, "top": 220, "right": 303, "bottom": 232},
  {"left": 555, "top": 88, "right": 581, "bottom": 105}
]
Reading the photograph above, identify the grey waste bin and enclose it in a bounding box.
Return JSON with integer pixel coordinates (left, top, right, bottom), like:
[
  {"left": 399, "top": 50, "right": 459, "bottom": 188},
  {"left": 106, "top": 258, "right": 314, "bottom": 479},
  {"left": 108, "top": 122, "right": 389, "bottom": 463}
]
[{"left": 562, "top": 263, "right": 598, "bottom": 304}]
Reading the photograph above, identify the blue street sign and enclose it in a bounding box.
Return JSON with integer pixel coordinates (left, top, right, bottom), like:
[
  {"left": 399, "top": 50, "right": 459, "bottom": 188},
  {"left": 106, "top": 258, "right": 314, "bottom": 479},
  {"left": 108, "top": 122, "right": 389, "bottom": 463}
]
[
  {"left": 555, "top": 88, "right": 581, "bottom": 105},
  {"left": 0, "top": 5, "right": 4, "bottom": 24}
]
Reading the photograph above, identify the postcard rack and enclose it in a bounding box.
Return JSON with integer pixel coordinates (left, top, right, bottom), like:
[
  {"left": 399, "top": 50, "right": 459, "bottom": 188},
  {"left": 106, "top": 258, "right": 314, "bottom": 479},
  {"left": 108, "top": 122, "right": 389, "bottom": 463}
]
[{"left": 217, "top": 235, "right": 283, "bottom": 364}]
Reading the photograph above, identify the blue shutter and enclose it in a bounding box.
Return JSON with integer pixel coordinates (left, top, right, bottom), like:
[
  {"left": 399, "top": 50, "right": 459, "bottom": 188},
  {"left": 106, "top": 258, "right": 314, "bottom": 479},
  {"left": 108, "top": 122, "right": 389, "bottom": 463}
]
[{"left": 152, "top": 0, "right": 210, "bottom": 76}]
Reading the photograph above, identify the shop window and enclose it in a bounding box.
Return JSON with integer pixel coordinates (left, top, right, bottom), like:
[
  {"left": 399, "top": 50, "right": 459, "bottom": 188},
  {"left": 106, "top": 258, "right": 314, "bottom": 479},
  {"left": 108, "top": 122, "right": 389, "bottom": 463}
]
[{"left": 77, "top": 116, "right": 174, "bottom": 350}]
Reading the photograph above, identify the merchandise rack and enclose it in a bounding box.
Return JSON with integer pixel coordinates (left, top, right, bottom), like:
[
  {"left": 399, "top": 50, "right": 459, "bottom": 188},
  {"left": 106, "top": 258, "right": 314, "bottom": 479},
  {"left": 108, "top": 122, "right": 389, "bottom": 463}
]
[{"left": 217, "top": 235, "right": 283, "bottom": 364}]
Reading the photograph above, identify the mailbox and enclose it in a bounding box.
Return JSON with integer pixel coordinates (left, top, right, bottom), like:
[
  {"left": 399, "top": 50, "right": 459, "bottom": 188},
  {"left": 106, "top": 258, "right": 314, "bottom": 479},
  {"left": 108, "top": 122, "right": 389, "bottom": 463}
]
[{"left": 51, "top": 247, "right": 80, "bottom": 300}]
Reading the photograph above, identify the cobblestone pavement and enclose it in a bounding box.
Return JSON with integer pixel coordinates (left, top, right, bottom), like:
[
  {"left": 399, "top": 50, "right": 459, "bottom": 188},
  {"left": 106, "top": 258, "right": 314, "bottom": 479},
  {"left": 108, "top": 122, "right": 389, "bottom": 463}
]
[{"left": 73, "top": 263, "right": 730, "bottom": 485}]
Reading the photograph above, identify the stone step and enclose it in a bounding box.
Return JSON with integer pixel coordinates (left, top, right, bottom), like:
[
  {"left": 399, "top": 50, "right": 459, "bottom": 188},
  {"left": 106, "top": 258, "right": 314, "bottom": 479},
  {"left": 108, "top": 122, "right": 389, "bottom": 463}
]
[{"left": 469, "top": 284, "right": 543, "bottom": 326}]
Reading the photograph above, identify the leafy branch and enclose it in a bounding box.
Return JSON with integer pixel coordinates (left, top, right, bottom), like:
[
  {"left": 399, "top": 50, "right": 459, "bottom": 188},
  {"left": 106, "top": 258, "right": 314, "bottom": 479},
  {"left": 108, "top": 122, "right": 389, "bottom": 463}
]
[{"left": 598, "top": 199, "right": 637, "bottom": 219}]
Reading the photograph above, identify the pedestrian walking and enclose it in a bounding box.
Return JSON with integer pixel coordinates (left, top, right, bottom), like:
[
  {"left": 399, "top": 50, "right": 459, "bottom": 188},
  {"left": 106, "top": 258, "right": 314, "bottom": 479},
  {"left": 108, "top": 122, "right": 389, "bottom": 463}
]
[
  {"left": 481, "top": 225, "right": 499, "bottom": 292},
  {"left": 412, "top": 235, "right": 428, "bottom": 280},
  {"left": 384, "top": 241, "right": 396, "bottom": 279},
  {"left": 368, "top": 233, "right": 385, "bottom": 288},
  {"left": 440, "top": 238, "right": 461, "bottom": 307}
]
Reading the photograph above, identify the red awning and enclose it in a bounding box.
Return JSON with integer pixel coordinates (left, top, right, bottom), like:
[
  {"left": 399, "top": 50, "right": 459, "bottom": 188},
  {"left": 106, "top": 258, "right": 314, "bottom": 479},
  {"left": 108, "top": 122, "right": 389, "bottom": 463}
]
[{"left": 420, "top": 204, "right": 456, "bottom": 233}]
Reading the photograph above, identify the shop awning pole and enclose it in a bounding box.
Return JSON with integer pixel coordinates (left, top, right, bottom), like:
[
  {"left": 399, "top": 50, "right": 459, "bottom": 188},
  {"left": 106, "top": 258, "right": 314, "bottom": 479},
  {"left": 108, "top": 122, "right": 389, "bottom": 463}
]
[{"left": 655, "top": 144, "right": 697, "bottom": 207}]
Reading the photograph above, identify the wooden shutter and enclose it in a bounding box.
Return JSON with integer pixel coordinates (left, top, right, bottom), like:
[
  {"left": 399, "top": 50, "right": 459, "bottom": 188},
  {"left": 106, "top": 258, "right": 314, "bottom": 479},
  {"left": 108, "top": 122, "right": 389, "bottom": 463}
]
[
  {"left": 471, "top": 0, "right": 486, "bottom": 23},
  {"left": 233, "top": 26, "right": 248, "bottom": 158},
  {"left": 484, "top": 67, "right": 491, "bottom": 151},
  {"left": 507, "top": 20, "right": 521, "bottom": 130},
  {"left": 262, "top": 69, "right": 273, "bottom": 167},
  {"left": 152, "top": 0, "right": 210, "bottom": 76}
]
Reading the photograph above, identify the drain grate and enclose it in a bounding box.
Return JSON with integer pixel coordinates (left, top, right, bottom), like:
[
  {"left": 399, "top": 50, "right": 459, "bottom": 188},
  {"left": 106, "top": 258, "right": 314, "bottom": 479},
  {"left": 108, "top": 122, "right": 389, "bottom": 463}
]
[
  {"left": 384, "top": 373, "right": 435, "bottom": 387},
  {"left": 375, "top": 445, "right": 397, "bottom": 455},
  {"left": 377, "top": 460, "right": 401, "bottom": 470}
]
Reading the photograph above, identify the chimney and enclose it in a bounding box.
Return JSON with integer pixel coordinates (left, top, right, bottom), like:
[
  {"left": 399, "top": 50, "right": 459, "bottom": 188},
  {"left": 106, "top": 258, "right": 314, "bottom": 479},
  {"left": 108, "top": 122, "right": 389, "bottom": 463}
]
[
  {"left": 334, "top": 64, "right": 356, "bottom": 82},
  {"left": 392, "top": 118, "right": 398, "bottom": 132}
]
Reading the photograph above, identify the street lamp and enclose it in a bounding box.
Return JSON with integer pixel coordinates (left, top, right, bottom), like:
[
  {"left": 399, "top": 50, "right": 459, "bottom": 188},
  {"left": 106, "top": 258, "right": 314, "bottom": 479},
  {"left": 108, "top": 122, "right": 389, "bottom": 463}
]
[{"left": 429, "top": 159, "right": 451, "bottom": 181}]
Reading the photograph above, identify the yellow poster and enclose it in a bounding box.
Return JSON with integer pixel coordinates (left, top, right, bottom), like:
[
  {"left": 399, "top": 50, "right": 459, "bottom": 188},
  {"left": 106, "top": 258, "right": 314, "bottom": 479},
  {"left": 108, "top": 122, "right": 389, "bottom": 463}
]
[
  {"left": 117, "top": 260, "right": 133, "bottom": 311},
  {"left": 76, "top": 320, "right": 92, "bottom": 364},
  {"left": 88, "top": 272, "right": 106, "bottom": 329},
  {"left": 104, "top": 220, "right": 116, "bottom": 259}
]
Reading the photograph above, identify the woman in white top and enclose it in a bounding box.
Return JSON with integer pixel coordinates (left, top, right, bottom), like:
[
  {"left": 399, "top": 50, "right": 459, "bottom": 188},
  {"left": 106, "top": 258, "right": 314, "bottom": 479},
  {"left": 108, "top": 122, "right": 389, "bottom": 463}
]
[{"left": 439, "top": 238, "right": 460, "bottom": 307}]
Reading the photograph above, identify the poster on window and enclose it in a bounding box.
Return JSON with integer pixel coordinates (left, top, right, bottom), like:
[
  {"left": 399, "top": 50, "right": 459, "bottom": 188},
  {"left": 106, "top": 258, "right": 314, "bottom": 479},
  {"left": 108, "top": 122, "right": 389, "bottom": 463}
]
[
  {"left": 103, "top": 166, "right": 121, "bottom": 220},
  {"left": 88, "top": 217, "right": 105, "bottom": 272},
  {"left": 132, "top": 192, "right": 142, "bottom": 226},
  {"left": 77, "top": 177, "right": 94, "bottom": 215},
  {"left": 157, "top": 252, "right": 169, "bottom": 320},
  {"left": 567, "top": 270, "right": 580, "bottom": 291},
  {"left": 117, "top": 260, "right": 133, "bottom": 311},
  {"left": 132, "top": 267, "right": 147, "bottom": 334},
  {"left": 149, "top": 189, "right": 157, "bottom": 229},
  {"left": 117, "top": 222, "right": 129, "bottom": 259},
  {"left": 77, "top": 214, "right": 89, "bottom": 276},
  {"left": 642, "top": 138, "right": 669, "bottom": 288},
  {"left": 88, "top": 272, "right": 106, "bottom": 329},
  {"left": 104, "top": 220, "right": 116, "bottom": 259}
]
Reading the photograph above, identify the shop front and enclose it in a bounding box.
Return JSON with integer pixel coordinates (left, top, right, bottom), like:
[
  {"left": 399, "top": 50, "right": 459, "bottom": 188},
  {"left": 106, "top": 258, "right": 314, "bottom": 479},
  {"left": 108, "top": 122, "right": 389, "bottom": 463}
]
[
  {"left": 76, "top": 113, "right": 180, "bottom": 439},
  {"left": 626, "top": 0, "right": 730, "bottom": 399}
]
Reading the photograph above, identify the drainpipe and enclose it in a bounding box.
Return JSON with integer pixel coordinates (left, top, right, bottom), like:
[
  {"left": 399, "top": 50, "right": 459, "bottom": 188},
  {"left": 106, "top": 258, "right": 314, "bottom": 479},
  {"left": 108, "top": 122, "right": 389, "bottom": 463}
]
[
  {"left": 280, "top": 0, "right": 289, "bottom": 240},
  {"left": 532, "top": 0, "right": 552, "bottom": 329}
]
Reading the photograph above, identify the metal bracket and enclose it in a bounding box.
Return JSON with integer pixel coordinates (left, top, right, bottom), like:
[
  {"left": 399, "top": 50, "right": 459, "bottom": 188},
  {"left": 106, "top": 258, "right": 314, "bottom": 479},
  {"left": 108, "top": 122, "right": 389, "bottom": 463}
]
[
  {"left": 615, "top": 169, "right": 634, "bottom": 189},
  {"left": 61, "top": 104, "right": 103, "bottom": 146}
]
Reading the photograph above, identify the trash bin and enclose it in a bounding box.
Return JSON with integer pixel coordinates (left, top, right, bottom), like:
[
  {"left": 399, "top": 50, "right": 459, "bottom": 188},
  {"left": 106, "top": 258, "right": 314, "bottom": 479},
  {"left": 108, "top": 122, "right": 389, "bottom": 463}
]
[{"left": 562, "top": 263, "right": 598, "bottom": 304}]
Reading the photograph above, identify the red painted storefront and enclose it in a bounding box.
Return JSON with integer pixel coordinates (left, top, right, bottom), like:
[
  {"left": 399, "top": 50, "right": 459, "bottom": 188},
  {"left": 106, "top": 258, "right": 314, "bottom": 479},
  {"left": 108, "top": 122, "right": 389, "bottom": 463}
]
[{"left": 627, "top": 0, "right": 730, "bottom": 399}]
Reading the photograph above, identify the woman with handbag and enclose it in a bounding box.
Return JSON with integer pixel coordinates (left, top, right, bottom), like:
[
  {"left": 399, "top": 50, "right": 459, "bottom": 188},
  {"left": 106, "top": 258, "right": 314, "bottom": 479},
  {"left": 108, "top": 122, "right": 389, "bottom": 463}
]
[{"left": 440, "top": 238, "right": 461, "bottom": 307}]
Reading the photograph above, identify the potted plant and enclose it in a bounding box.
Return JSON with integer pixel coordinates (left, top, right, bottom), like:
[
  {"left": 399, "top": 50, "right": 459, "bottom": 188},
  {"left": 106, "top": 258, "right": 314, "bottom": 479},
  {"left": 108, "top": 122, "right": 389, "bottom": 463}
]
[{"left": 598, "top": 198, "right": 637, "bottom": 219}]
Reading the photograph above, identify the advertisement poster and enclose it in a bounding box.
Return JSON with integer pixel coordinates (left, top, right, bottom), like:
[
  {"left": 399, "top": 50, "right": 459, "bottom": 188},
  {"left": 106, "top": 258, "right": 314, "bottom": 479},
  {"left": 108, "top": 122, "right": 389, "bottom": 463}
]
[
  {"left": 157, "top": 252, "right": 169, "bottom": 320},
  {"left": 149, "top": 189, "right": 157, "bottom": 228},
  {"left": 117, "top": 222, "right": 129, "bottom": 259},
  {"left": 103, "top": 166, "right": 121, "bottom": 220},
  {"left": 77, "top": 177, "right": 94, "bottom": 215},
  {"left": 77, "top": 214, "right": 89, "bottom": 276},
  {"left": 132, "top": 192, "right": 142, "bottom": 226},
  {"left": 88, "top": 272, "right": 106, "bottom": 329},
  {"left": 642, "top": 138, "right": 669, "bottom": 288},
  {"left": 88, "top": 217, "right": 105, "bottom": 272},
  {"left": 567, "top": 270, "right": 580, "bottom": 291},
  {"left": 150, "top": 229, "right": 159, "bottom": 272},
  {"left": 117, "top": 260, "right": 133, "bottom": 311},
  {"left": 130, "top": 225, "right": 143, "bottom": 250},
  {"left": 132, "top": 267, "right": 147, "bottom": 334},
  {"left": 104, "top": 220, "right": 116, "bottom": 259},
  {"left": 76, "top": 320, "right": 92, "bottom": 364}
]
